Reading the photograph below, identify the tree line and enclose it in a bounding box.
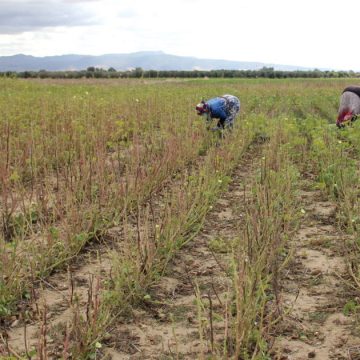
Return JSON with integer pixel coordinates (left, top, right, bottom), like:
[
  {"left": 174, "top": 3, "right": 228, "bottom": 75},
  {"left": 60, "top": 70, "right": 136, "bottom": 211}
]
[{"left": 2, "top": 66, "right": 359, "bottom": 79}]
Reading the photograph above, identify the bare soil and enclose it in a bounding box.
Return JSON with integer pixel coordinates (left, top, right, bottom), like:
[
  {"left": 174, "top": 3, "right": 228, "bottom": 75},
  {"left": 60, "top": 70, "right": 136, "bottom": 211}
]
[
  {"left": 273, "top": 185, "right": 360, "bottom": 359},
  {"left": 100, "top": 146, "right": 262, "bottom": 359},
  {"left": 3, "top": 242, "right": 114, "bottom": 358},
  {"left": 4, "top": 145, "right": 360, "bottom": 360},
  {"left": 2, "top": 143, "right": 261, "bottom": 359}
]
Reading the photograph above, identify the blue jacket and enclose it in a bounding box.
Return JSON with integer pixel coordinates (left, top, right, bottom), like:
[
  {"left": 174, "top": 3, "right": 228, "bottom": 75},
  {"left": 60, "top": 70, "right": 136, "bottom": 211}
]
[{"left": 207, "top": 97, "right": 228, "bottom": 121}]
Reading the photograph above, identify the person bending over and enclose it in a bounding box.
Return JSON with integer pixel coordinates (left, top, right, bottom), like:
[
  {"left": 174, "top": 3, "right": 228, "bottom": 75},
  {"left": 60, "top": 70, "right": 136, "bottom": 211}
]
[
  {"left": 337, "top": 86, "right": 360, "bottom": 128},
  {"left": 196, "top": 94, "right": 240, "bottom": 131}
]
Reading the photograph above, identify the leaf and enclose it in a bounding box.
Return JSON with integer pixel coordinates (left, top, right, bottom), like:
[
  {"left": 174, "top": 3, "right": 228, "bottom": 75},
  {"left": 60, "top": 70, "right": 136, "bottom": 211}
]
[{"left": 9, "top": 170, "right": 20, "bottom": 182}]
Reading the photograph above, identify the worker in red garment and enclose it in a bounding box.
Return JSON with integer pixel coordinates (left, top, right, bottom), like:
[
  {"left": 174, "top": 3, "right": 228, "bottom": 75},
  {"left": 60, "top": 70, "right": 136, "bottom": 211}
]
[{"left": 336, "top": 86, "right": 360, "bottom": 128}]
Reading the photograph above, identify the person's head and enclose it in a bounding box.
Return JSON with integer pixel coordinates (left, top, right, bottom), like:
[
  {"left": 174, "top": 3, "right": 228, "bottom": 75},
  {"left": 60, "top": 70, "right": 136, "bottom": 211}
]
[
  {"left": 337, "top": 109, "right": 353, "bottom": 128},
  {"left": 196, "top": 100, "right": 208, "bottom": 115}
]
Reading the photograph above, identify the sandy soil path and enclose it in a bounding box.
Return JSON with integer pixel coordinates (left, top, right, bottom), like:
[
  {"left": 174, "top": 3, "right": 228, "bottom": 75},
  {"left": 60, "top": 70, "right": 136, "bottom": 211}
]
[{"left": 273, "top": 179, "right": 360, "bottom": 360}]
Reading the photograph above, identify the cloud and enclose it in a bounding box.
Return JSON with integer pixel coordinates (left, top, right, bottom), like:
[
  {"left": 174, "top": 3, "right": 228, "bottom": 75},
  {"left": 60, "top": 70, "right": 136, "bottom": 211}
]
[
  {"left": 61, "top": 0, "right": 99, "bottom": 2},
  {"left": 116, "top": 8, "right": 137, "bottom": 18},
  {"left": 0, "top": 0, "right": 360, "bottom": 70},
  {"left": 0, "top": 0, "right": 99, "bottom": 34}
]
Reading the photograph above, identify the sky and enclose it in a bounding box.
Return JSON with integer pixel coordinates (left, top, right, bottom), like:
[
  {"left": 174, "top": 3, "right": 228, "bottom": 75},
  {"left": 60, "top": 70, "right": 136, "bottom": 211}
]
[{"left": 0, "top": 0, "right": 359, "bottom": 70}]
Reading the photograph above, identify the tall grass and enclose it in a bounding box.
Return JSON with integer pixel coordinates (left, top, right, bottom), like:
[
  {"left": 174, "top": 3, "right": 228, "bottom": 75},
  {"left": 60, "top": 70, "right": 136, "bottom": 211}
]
[
  {"left": 192, "top": 119, "right": 300, "bottom": 359},
  {"left": 0, "top": 77, "right": 357, "bottom": 358},
  {"left": 0, "top": 79, "right": 213, "bottom": 316},
  {"left": 36, "top": 111, "right": 260, "bottom": 359}
]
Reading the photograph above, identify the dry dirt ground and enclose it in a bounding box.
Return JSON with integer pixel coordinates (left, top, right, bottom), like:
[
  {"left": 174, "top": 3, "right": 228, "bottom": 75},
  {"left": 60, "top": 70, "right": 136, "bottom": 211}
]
[
  {"left": 3, "top": 145, "right": 360, "bottom": 360},
  {"left": 2, "top": 243, "right": 114, "bottom": 357},
  {"left": 273, "top": 178, "right": 360, "bottom": 360},
  {"left": 101, "top": 146, "right": 262, "bottom": 360},
  {"left": 2, "top": 143, "right": 262, "bottom": 359}
]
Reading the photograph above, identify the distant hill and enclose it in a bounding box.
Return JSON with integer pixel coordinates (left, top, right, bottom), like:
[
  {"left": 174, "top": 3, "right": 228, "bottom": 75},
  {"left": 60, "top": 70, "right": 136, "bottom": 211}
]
[{"left": 0, "top": 51, "right": 312, "bottom": 72}]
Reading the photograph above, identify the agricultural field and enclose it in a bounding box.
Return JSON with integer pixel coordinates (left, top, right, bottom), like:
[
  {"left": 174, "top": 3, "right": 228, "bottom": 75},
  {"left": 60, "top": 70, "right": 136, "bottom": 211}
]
[{"left": 1, "top": 77, "right": 360, "bottom": 359}]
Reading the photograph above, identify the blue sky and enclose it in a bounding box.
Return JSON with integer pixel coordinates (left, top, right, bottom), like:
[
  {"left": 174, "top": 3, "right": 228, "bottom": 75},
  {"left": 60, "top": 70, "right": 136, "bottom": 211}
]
[{"left": 0, "top": 0, "right": 359, "bottom": 70}]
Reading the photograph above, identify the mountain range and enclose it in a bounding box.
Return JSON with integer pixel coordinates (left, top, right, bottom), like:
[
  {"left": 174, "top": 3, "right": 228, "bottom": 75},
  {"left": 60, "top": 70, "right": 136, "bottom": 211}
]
[{"left": 0, "top": 51, "right": 312, "bottom": 72}]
